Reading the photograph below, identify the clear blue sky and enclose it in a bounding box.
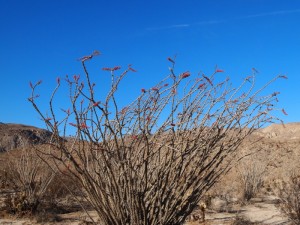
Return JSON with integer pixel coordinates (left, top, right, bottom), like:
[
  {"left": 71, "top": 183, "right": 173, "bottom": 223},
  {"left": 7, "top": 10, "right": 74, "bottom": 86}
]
[{"left": 0, "top": 0, "right": 299, "bottom": 129}]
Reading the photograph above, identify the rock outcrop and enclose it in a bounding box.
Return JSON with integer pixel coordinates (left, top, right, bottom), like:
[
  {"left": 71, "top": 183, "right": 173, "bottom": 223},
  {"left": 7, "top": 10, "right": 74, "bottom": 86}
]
[{"left": 0, "top": 123, "right": 52, "bottom": 152}]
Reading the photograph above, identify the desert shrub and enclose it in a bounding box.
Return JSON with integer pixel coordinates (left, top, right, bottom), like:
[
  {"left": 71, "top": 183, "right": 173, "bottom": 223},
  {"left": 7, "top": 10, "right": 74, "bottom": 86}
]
[
  {"left": 238, "top": 157, "right": 266, "bottom": 202},
  {"left": 46, "top": 172, "right": 80, "bottom": 202},
  {"left": 277, "top": 171, "right": 300, "bottom": 225},
  {"left": 42, "top": 169, "right": 89, "bottom": 215},
  {"left": 0, "top": 146, "right": 55, "bottom": 215},
  {"left": 28, "top": 51, "right": 285, "bottom": 225}
]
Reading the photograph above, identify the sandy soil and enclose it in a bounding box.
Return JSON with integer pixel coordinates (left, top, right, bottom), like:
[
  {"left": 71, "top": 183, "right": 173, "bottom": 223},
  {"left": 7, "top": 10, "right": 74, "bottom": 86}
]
[
  {"left": 186, "top": 196, "right": 289, "bottom": 225},
  {"left": 0, "top": 195, "right": 290, "bottom": 225}
]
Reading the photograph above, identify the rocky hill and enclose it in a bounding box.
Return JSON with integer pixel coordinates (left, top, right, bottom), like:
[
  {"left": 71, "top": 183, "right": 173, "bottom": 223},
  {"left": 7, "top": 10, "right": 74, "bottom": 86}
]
[
  {"left": 0, "top": 123, "right": 52, "bottom": 152},
  {"left": 256, "top": 122, "right": 300, "bottom": 140}
]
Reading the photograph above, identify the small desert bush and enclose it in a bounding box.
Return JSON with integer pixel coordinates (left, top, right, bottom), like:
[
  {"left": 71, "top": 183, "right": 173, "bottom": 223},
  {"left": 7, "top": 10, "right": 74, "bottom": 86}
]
[
  {"left": 238, "top": 157, "right": 266, "bottom": 202},
  {"left": 0, "top": 147, "right": 55, "bottom": 215},
  {"left": 46, "top": 172, "right": 80, "bottom": 202},
  {"left": 207, "top": 175, "right": 239, "bottom": 212},
  {"left": 3, "top": 192, "right": 40, "bottom": 215},
  {"left": 43, "top": 170, "right": 89, "bottom": 214},
  {"left": 277, "top": 171, "right": 300, "bottom": 225}
]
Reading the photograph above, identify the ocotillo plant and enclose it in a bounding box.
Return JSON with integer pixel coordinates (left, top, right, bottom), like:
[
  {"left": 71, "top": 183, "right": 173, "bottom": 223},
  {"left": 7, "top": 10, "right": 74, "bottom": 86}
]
[{"left": 29, "top": 51, "right": 287, "bottom": 225}]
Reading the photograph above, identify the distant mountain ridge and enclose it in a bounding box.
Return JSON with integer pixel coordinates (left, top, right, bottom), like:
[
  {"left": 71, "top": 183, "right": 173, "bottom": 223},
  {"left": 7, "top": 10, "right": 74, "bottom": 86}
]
[{"left": 0, "top": 123, "right": 52, "bottom": 152}]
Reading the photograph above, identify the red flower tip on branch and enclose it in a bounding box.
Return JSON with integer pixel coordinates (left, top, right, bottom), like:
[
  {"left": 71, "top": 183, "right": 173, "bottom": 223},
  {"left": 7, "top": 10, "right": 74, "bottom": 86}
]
[
  {"left": 61, "top": 108, "right": 71, "bottom": 115},
  {"left": 141, "top": 88, "right": 146, "bottom": 93},
  {"left": 80, "top": 122, "right": 90, "bottom": 129},
  {"left": 164, "top": 83, "right": 169, "bottom": 87},
  {"left": 29, "top": 81, "right": 33, "bottom": 88},
  {"left": 128, "top": 65, "right": 137, "bottom": 72},
  {"left": 151, "top": 87, "right": 159, "bottom": 91},
  {"left": 37, "top": 80, "right": 42, "bottom": 85},
  {"left": 56, "top": 77, "right": 60, "bottom": 84},
  {"left": 167, "top": 57, "right": 175, "bottom": 64},
  {"left": 198, "top": 83, "right": 206, "bottom": 89},
  {"left": 102, "top": 66, "right": 121, "bottom": 71},
  {"left": 282, "top": 108, "right": 288, "bottom": 116},
  {"left": 79, "top": 50, "right": 100, "bottom": 62},
  {"left": 180, "top": 71, "right": 191, "bottom": 79},
  {"left": 129, "top": 67, "right": 137, "bottom": 72},
  {"left": 112, "top": 66, "right": 121, "bottom": 71},
  {"left": 215, "top": 69, "right": 224, "bottom": 73},
  {"left": 93, "top": 101, "right": 101, "bottom": 107},
  {"left": 79, "top": 55, "right": 93, "bottom": 62},
  {"left": 172, "top": 89, "right": 177, "bottom": 94},
  {"left": 73, "top": 75, "right": 80, "bottom": 82},
  {"left": 171, "top": 123, "right": 176, "bottom": 127},
  {"left": 146, "top": 116, "right": 151, "bottom": 122},
  {"left": 279, "top": 75, "right": 288, "bottom": 79},
  {"left": 45, "top": 117, "right": 52, "bottom": 121},
  {"left": 69, "top": 122, "right": 77, "bottom": 127},
  {"left": 102, "top": 67, "right": 111, "bottom": 71}
]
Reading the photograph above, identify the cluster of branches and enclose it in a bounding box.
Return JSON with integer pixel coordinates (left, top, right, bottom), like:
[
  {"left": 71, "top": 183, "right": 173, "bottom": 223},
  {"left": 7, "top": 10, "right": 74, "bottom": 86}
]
[
  {"left": 278, "top": 171, "right": 300, "bottom": 225},
  {"left": 28, "top": 51, "right": 286, "bottom": 225},
  {"left": 0, "top": 145, "right": 54, "bottom": 214}
]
